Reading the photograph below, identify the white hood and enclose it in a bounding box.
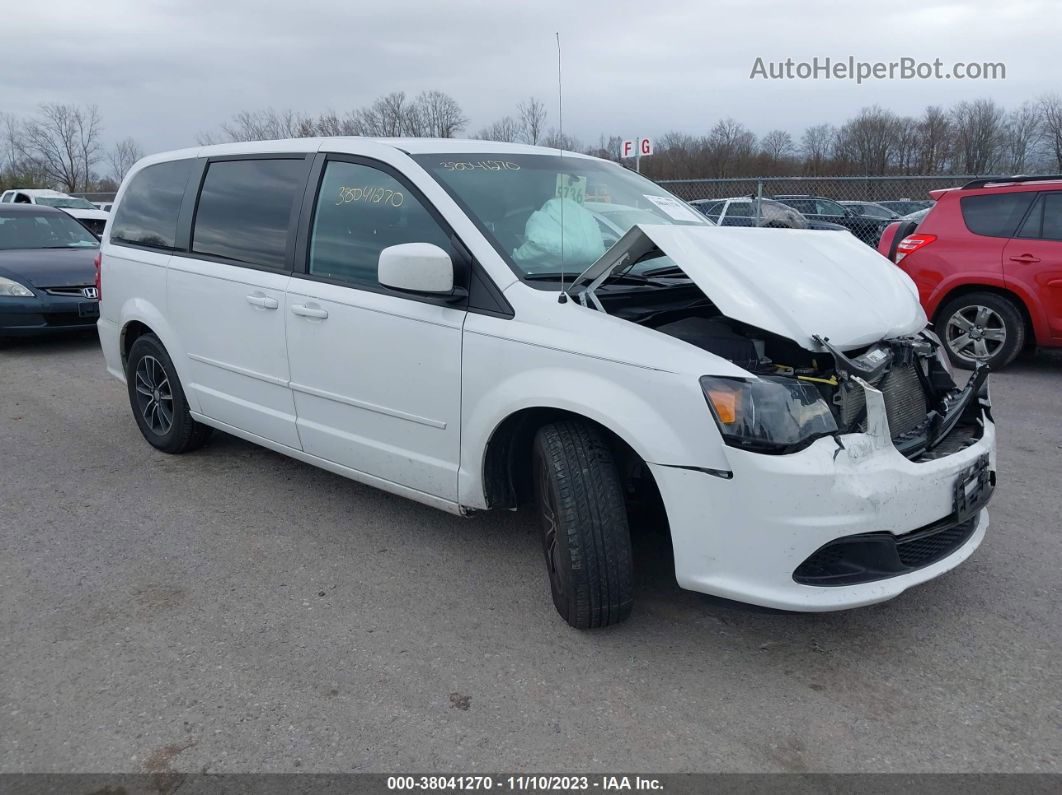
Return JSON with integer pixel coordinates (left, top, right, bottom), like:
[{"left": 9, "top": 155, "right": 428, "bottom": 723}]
[{"left": 576, "top": 224, "right": 927, "bottom": 351}]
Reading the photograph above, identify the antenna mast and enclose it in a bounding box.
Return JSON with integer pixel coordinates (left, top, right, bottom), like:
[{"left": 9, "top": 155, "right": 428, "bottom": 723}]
[{"left": 556, "top": 32, "right": 568, "bottom": 303}]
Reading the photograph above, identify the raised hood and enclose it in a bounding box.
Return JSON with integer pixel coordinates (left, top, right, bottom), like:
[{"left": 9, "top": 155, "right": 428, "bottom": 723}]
[{"left": 574, "top": 224, "right": 927, "bottom": 351}]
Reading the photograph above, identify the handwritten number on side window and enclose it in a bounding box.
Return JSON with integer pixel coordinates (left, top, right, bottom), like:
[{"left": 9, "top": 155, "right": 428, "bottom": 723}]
[{"left": 335, "top": 185, "right": 404, "bottom": 207}]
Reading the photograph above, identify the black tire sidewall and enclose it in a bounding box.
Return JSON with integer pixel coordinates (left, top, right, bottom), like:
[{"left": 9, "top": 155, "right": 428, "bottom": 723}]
[
  {"left": 530, "top": 421, "right": 633, "bottom": 629},
  {"left": 937, "top": 293, "right": 1024, "bottom": 370}
]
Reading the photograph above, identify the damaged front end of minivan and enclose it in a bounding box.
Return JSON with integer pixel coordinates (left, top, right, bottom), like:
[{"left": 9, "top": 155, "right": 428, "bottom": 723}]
[
  {"left": 566, "top": 223, "right": 995, "bottom": 606},
  {"left": 570, "top": 223, "right": 991, "bottom": 464}
]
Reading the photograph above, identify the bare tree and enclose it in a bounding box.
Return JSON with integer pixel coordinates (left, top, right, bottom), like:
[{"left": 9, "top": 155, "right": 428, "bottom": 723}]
[
  {"left": 800, "top": 124, "right": 834, "bottom": 175},
  {"left": 916, "top": 106, "right": 952, "bottom": 173},
  {"left": 11, "top": 103, "right": 102, "bottom": 192},
  {"left": 475, "top": 116, "right": 522, "bottom": 143},
  {"left": 540, "top": 128, "right": 578, "bottom": 151},
  {"left": 518, "top": 97, "right": 547, "bottom": 145},
  {"left": 1004, "top": 101, "right": 1043, "bottom": 172},
  {"left": 760, "top": 130, "right": 794, "bottom": 163},
  {"left": 706, "top": 119, "right": 757, "bottom": 177},
  {"left": 108, "top": 137, "right": 143, "bottom": 183},
  {"left": 1040, "top": 93, "right": 1062, "bottom": 170},
  {"left": 414, "top": 90, "right": 467, "bottom": 138},
  {"left": 834, "top": 106, "right": 897, "bottom": 175},
  {"left": 951, "top": 99, "right": 1007, "bottom": 173}
]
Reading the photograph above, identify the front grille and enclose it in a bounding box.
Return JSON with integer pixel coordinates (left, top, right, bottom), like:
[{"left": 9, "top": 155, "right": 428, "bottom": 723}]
[
  {"left": 43, "top": 285, "right": 93, "bottom": 297},
  {"left": 793, "top": 514, "right": 979, "bottom": 586}
]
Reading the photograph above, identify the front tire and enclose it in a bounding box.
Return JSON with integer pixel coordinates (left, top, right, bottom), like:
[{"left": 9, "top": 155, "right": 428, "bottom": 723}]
[
  {"left": 532, "top": 420, "right": 633, "bottom": 629},
  {"left": 126, "top": 334, "right": 212, "bottom": 453},
  {"left": 937, "top": 292, "right": 1025, "bottom": 370}
]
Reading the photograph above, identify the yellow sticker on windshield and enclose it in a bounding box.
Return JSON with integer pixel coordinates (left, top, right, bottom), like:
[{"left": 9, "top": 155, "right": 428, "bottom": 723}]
[{"left": 555, "top": 174, "right": 587, "bottom": 203}]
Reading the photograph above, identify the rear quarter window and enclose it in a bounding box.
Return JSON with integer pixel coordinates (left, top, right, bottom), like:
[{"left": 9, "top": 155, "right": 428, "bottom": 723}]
[
  {"left": 959, "top": 192, "right": 1036, "bottom": 238},
  {"left": 111, "top": 159, "right": 196, "bottom": 250}
]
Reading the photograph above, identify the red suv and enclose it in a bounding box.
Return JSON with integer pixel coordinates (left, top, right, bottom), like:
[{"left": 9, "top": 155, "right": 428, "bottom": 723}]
[{"left": 878, "top": 176, "right": 1062, "bottom": 369}]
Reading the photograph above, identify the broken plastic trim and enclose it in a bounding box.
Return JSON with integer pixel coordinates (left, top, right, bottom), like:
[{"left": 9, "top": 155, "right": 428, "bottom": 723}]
[{"left": 657, "top": 464, "right": 734, "bottom": 480}]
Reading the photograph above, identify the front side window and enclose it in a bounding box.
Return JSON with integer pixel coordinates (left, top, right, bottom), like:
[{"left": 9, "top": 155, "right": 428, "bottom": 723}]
[
  {"left": 111, "top": 159, "right": 196, "bottom": 250},
  {"left": 0, "top": 211, "right": 99, "bottom": 250},
  {"left": 308, "top": 161, "right": 452, "bottom": 288},
  {"left": 192, "top": 158, "right": 306, "bottom": 269},
  {"left": 960, "top": 192, "right": 1036, "bottom": 238},
  {"left": 413, "top": 153, "right": 707, "bottom": 279}
]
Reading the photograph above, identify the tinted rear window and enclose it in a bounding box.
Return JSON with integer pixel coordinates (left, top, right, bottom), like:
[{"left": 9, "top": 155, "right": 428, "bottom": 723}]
[
  {"left": 191, "top": 158, "right": 306, "bottom": 269},
  {"left": 111, "top": 159, "right": 195, "bottom": 250},
  {"left": 959, "top": 193, "right": 1036, "bottom": 237}
]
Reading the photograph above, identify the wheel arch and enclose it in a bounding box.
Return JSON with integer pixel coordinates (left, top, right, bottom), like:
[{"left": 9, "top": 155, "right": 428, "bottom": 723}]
[
  {"left": 115, "top": 299, "right": 200, "bottom": 411},
  {"left": 480, "top": 406, "right": 662, "bottom": 513}
]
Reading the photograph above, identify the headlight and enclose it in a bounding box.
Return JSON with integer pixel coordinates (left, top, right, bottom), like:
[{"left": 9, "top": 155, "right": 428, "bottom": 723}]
[
  {"left": 700, "top": 375, "right": 838, "bottom": 454},
  {"left": 0, "top": 276, "right": 34, "bottom": 297}
]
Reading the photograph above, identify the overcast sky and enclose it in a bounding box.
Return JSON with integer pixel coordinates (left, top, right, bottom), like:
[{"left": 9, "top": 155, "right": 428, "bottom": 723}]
[{"left": 3, "top": 0, "right": 1058, "bottom": 154}]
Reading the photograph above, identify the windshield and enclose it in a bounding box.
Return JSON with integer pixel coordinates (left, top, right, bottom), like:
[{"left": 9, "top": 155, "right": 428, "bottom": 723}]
[
  {"left": 34, "top": 196, "right": 96, "bottom": 210},
  {"left": 414, "top": 153, "right": 708, "bottom": 280},
  {"left": 0, "top": 211, "right": 100, "bottom": 249}
]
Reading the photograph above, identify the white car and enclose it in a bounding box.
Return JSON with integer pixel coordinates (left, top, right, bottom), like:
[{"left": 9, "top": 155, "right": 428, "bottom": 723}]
[
  {"left": 0, "top": 189, "right": 109, "bottom": 236},
  {"left": 97, "top": 139, "right": 996, "bottom": 628}
]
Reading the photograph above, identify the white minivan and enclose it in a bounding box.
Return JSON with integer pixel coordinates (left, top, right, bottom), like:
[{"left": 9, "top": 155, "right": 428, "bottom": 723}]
[{"left": 98, "top": 139, "right": 996, "bottom": 628}]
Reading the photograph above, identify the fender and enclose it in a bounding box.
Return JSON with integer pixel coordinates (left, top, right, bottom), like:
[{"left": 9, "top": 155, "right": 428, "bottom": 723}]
[{"left": 458, "top": 354, "right": 731, "bottom": 510}]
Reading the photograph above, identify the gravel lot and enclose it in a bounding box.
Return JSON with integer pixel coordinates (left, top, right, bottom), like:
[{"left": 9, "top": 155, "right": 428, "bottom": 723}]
[{"left": 1, "top": 332, "right": 1060, "bottom": 774}]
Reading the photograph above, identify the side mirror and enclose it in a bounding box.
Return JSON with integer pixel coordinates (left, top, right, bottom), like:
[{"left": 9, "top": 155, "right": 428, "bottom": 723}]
[{"left": 378, "top": 243, "right": 455, "bottom": 295}]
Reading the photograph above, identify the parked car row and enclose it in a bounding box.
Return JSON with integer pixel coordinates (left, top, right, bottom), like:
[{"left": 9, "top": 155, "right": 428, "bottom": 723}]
[
  {"left": 687, "top": 194, "right": 935, "bottom": 246},
  {"left": 0, "top": 188, "right": 110, "bottom": 236}
]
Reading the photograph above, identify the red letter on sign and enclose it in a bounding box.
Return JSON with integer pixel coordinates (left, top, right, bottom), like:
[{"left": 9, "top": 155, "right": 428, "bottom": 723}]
[
  {"left": 622, "top": 140, "right": 633, "bottom": 158},
  {"left": 640, "top": 138, "right": 653, "bottom": 156}
]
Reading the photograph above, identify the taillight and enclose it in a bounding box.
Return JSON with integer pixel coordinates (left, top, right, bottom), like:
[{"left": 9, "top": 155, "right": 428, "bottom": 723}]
[
  {"left": 894, "top": 233, "right": 937, "bottom": 263},
  {"left": 94, "top": 252, "right": 102, "bottom": 299}
]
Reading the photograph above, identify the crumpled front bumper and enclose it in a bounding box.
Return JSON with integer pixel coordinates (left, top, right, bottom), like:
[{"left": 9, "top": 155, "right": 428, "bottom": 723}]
[{"left": 650, "top": 377, "right": 996, "bottom": 612}]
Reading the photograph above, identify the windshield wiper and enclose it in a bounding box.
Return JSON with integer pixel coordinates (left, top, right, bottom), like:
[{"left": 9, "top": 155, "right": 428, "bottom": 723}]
[{"left": 640, "top": 264, "right": 687, "bottom": 277}]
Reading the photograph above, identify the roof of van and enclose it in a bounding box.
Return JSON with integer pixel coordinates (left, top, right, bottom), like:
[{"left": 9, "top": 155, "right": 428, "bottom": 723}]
[{"left": 144, "top": 137, "right": 599, "bottom": 163}]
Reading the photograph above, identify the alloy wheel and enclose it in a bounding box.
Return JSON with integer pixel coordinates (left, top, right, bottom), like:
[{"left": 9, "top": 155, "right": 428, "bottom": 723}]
[
  {"left": 133, "top": 355, "right": 174, "bottom": 435},
  {"left": 945, "top": 305, "right": 1007, "bottom": 363}
]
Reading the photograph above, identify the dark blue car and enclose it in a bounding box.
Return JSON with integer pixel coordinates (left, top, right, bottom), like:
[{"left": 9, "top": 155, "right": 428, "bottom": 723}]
[{"left": 0, "top": 204, "right": 100, "bottom": 337}]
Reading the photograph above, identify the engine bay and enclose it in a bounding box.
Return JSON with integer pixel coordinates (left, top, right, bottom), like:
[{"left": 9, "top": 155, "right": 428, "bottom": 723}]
[{"left": 596, "top": 283, "right": 988, "bottom": 460}]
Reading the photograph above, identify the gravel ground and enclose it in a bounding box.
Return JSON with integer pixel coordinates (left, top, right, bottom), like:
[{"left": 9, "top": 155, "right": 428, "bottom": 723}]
[{"left": 1, "top": 332, "right": 1060, "bottom": 773}]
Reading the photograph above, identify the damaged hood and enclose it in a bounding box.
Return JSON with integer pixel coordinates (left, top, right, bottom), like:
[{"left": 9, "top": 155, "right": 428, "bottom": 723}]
[{"left": 575, "top": 224, "right": 927, "bottom": 351}]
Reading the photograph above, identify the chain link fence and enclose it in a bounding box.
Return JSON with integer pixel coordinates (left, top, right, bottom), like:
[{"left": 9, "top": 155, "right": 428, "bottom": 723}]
[
  {"left": 655, "top": 174, "right": 990, "bottom": 204},
  {"left": 654, "top": 175, "right": 996, "bottom": 245}
]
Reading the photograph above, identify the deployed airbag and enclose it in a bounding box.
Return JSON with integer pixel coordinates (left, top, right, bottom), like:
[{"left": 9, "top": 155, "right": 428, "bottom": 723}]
[{"left": 513, "top": 197, "right": 605, "bottom": 272}]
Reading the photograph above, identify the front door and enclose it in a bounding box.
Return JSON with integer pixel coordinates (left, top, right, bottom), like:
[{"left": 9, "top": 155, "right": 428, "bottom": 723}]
[{"left": 284, "top": 157, "right": 466, "bottom": 501}]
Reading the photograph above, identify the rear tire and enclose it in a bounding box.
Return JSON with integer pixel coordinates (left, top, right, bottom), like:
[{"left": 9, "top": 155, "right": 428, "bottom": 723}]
[
  {"left": 937, "top": 292, "right": 1025, "bottom": 370},
  {"left": 531, "top": 420, "right": 633, "bottom": 629},
  {"left": 126, "top": 334, "right": 212, "bottom": 453}
]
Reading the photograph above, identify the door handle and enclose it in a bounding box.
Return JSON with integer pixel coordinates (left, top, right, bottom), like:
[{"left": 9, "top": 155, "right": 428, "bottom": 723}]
[
  {"left": 245, "top": 293, "right": 279, "bottom": 310},
  {"left": 290, "top": 303, "right": 328, "bottom": 319},
  {"left": 1009, "top": 254, "right": 1041, "bottom": 263}
]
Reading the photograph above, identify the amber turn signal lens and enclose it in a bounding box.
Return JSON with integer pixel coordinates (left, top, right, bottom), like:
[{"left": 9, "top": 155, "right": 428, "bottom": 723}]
[{"left": 705, "top": 388, "right": 739, "bottom": 424}]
